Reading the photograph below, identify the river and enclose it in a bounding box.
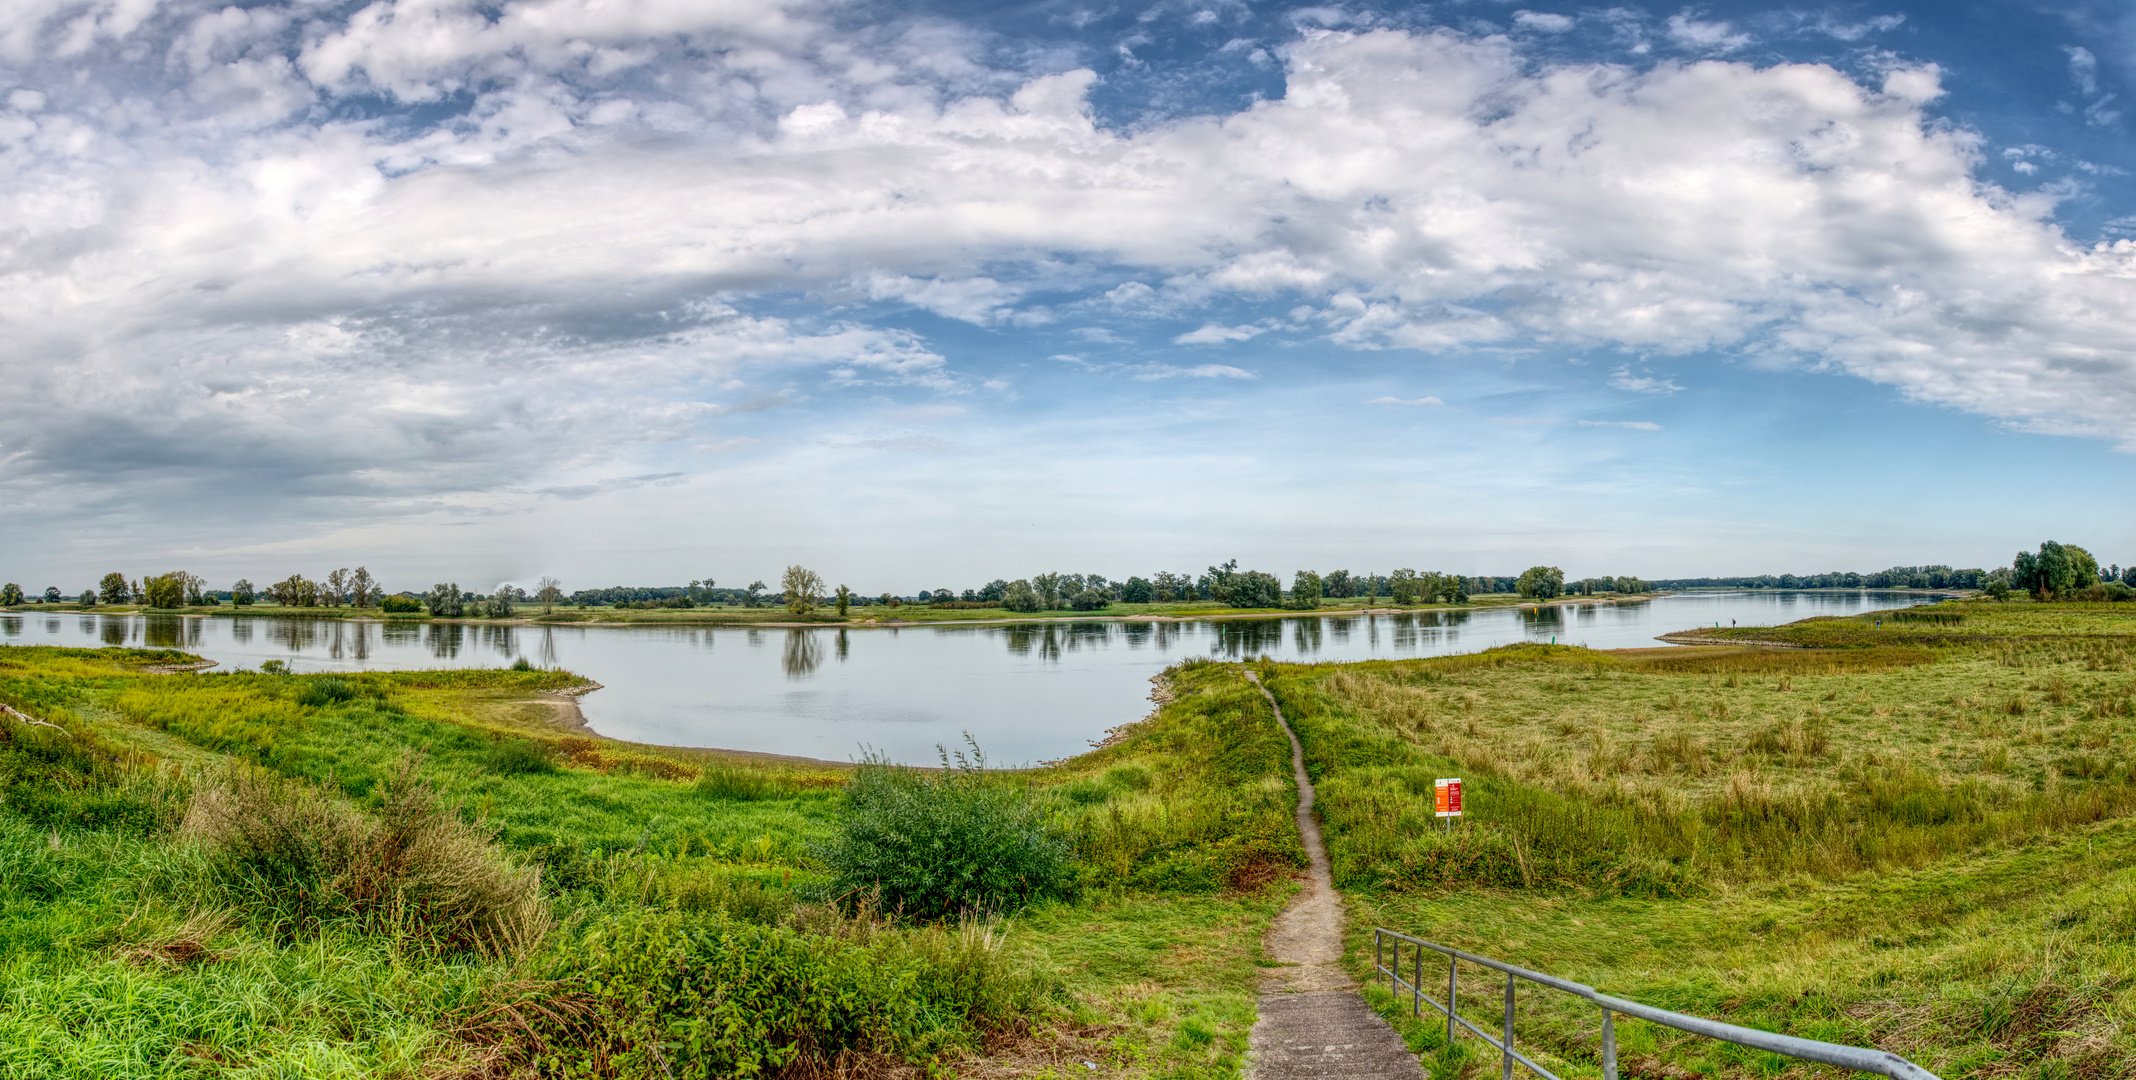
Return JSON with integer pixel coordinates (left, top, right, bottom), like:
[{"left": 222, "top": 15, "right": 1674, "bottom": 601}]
[{"left": 0, "top": 590, "right": 1935, "bottom": 764}]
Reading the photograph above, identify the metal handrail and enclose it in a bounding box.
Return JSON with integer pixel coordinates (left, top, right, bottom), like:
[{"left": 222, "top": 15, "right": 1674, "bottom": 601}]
[{"left": 1373, "top": 927, "right": 1942, "bottom": 1080}]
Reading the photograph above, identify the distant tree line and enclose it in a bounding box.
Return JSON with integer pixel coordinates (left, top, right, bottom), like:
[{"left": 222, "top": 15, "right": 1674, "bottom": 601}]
[{"left": 1651, "top": 566, "right": 1993, "bottom": 591}]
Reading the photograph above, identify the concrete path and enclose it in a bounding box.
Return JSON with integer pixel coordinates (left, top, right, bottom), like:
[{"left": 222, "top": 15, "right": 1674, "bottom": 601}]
[{"left": 1246, "top": 673, "right": 1427, "bottom": 1080}]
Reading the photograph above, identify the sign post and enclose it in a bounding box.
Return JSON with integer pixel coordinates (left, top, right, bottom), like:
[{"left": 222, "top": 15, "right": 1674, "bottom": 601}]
[{"left": 1434, "top": 777, "right": 1462, "bottom": 830}]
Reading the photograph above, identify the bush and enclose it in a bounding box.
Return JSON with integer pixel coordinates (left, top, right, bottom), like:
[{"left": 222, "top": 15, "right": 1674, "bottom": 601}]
[
  {"left": 1001, "top": 579, "right": 1041, "bottom": 614},
  {"left": 379, "top": 595, "right": 422, "bottom": 613},
  {"left": 816, "top": 745, "right": 1073, "bottom": 918},
  {"left": 182, "top": 757, "right": 549, "bottom": 954},
  {"left": 1069, "top": 587, "right": 1110, "bottom": 611},
  {"left": 532, "top": 908, "right": 1051, "bottom": 1077},
  {"left": 294, "top": 676, "right": 356, "bottom": 707},
  {"left": 486, "top": 739, "right": 559, "bottom": 775}
]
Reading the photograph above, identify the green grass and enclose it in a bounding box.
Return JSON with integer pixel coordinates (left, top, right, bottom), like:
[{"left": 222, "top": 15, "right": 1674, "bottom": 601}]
[
  {"left": 0, "top": 643, "right": 1308, "bottom": 1078},
  {"left": 1262, "top": 603, "right": 2136, "bottom": 1079}
]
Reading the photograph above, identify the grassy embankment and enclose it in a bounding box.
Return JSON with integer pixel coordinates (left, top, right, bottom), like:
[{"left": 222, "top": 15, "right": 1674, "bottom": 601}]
[
  {"left": 0, "top": 645, "right": 1303, "bottom": 1078},
  {"left": 1256, "top": 597, "right": 2136, "bottom": 1080}
]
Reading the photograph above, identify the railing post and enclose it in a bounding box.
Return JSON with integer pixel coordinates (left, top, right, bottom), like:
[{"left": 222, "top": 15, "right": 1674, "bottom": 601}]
[
  {"left": 1375, "top": 930, "right": 1383, "bottom": 985},
  {"left": 1413, "top": 944, "right": 1423, "bottom": 1017},
  {"left": 1447, "top": 955, "right": 1458, "bottom": 1045},
  {"left": 1391, "top": 940, "right": 1401, "bottom": 994},
  {"left": 1601, "top": 1008, "right": 1618, "bottom": 1080},
  {"left": 1503, "top": 971, "right": 1516, "bottom": 1080}
]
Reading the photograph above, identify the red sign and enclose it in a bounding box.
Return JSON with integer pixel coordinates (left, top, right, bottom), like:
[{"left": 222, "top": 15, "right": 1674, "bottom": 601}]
[{"left": 1435, "top": 778, "right": 1462, "bottom": 817}]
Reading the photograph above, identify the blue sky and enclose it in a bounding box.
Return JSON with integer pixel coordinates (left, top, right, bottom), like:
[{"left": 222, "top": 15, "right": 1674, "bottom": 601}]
[{"left": 0, "top": 0, "right": 2131, "bottom": 593}]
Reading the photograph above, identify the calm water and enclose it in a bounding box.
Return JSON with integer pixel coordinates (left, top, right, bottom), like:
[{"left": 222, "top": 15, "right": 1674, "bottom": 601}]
[{"left": 0, "top": 591, "right": 1933, "bottom": 764}]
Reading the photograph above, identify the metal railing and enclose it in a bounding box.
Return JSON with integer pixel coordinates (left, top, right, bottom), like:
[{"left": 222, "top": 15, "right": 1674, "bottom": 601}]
[{"left": 1372, "top": 927, "right": 1941, "bottom": 1080}]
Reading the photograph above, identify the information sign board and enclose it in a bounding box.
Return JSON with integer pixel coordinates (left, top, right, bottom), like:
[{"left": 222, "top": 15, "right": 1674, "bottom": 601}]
[{"left": 1434, "top": 777, "right": 1462, "bottom": 818}]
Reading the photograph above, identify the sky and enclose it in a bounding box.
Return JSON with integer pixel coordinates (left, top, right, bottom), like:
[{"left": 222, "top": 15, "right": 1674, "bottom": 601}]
[{"left": 1, "top": 0, "right": 2133, "bottom": 595}]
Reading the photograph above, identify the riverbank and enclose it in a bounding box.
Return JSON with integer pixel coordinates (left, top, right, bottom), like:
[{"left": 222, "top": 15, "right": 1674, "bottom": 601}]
[{"left": 0, "top": 589, "right": 1732, "bottom": 629}]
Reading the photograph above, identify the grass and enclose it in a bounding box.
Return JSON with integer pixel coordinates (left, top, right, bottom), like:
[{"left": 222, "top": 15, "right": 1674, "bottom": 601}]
[
  {"left": 1257, "top": 602, "right": 2136, "bottom": 1079},
  {"left": 0, "top": 643, "right": 1307, "bottom": 1078}
]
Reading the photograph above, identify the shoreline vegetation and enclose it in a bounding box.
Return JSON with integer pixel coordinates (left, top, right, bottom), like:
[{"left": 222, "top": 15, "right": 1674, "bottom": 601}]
[
  {"left": 3, "top": 590, "right": 2132, "bottom": 1077},
  {"left": 0, "top": 586, "right": 1975, "bottom": 630}
]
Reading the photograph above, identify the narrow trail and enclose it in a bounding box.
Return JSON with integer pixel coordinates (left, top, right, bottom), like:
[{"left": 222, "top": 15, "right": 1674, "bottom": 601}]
[{"left": 1246, "top": 673, "right": 1426, "bottom": 1080}]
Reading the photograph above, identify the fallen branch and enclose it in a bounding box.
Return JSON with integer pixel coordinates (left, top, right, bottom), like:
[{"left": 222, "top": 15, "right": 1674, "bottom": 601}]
[{"left": 0, "top": 702, "right": 70, "bottom": 737}]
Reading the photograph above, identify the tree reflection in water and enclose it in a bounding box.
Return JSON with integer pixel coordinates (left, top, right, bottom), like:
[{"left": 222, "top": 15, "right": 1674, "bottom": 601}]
[
  {"left": 101, "top": 617, "right": 129, "bottom": 647},
  {"left": 835, "top": 629, "right": 849, "bottom": 662},
  {"left": 783, "top": 629, "right": 824, "bottom": 678},
  {"left": 143, "top": 614, "right": 183, "bottom": 649}
]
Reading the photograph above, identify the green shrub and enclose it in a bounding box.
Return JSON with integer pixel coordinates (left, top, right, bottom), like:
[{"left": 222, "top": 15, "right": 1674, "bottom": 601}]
[
  {"left": 509, "top": 656, "right": 534, "bottom": 671},
  {"left": 294, "top": 676, "right": 356, "bottom": 707},
  {"left": 379, "top": 594, "right": 422, "bottom": 613},
  {"left": 816, "top": 746, "right": 1073, "bottom": 918},
  {"left": 533, "top": 909, "right": 1051, "bottom": 1077},
  {"left": 486, "top": 739, "right": 559, "bottom": 775},
  {"left": 181, "top": 757, "right": 549, "bottom": 954}
]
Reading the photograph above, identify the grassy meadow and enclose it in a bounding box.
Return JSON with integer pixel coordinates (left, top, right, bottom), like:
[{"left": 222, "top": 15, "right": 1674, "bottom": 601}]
[
  {"left": 3, "top": 596, "right": 2131, "bottom": 1078},
  {"left": 0, "top": 644, "right": 1302, "bottom": 1078},
  {"left": 1259, "top": 597, "right": 2136, "bottom": 1080}
]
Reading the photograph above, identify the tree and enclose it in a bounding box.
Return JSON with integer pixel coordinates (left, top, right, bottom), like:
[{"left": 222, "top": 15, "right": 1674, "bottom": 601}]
[
  {"left": 2016, "top": 542, "right": 2101, "bottom": 599},
  {"left": 1517, "top": 566, "right": 1565, "bottom": 599},
  {"left": 99, "top": 572, "right": 129, "bottom": 605},
  {"left": 1224, "top": 570, "right": 1282, "bottom": 608},
  {"left": 78, "top": 590, "right": 95, "bottom": 607},
  {"left": 782, "top": 565, "right": 824, "bottom": 616},
  {"left": 1288, "top": 571, "right": 1323, "bottom": 610},
  {"left": 349, "top": 567, "right": 379, "bottom": 608},
  {"left": 1201, "top": 561, "right": 1238, "bottom": 605},
  {"left": 1121, "top": 576, "right": 1155, "bottom": 604},
  {"left": 483, "top": 587, "right": 516, "bottom": 618},
  {"left": 322, "top": 568, "right": 351, "bottom": 607},
  {"left": 537, "top": 576, "right": 563, "bottom": 613},
  {"left": 426, "top": 583, "right": 465, "bottom": 618},
  {"left": 1388, "top": 568, "right": 1421, "bottom": 605},
  {"left": 183, "top": 573, "right": 207, "bottom": 606},
  {"left": 745, "top": 581, "right": 767, "bottom": 608},
  {"left": 835, "top": 584, "right": 853, "bottom": 617},
  {"left": 1323, "top": 570, "right": 1354, "bottom": 599},
  {"left": 1070, "top": 586, "right": 1110, "bottom": 611},
  {"left": 1031, "top": 572, "right": 1065, "bottom": 611},
  {"left": 43, "top": 587, "right": 62, "bottom": 603},
  {"left": 0, "top": 584, "right": 20, "bottom": 606},
  {"left": 232, "top": 579, "right": 256, "bottom": 606},
  {"left": 1002, "top": 579, "right": 1041, "bottom": 613},
  {"left": 142, "top": 572, "right": 187, "bottom": 609},
  {"left": 979, "top": 580, "right": 1008, "bottom": 602}
]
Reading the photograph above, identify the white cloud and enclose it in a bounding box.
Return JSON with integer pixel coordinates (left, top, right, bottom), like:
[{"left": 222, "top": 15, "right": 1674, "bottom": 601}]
[
  {"left": 5, "top": 6, "right": 2136, "bottom": 547},
  {"left": 1132, "top": 363, "right": 1256, "bottom": 380},
  {"left": 1610, "top": 368, "right": 1683, "bottom": 394},
  {"left": 1370, "top": 396, "right": 1445, "bottom": 406},
  {"left": 2067, "top": 46, "right": 2100, "bottom": 97},
  {"left": 1578, "top": 420, "right": 1663, "bottom": 430},
  {"left": 1665, "top": 12, "right": 1751, "bottom": 52},
  {"left": 1173, "top": 322, "right": 1267, "bottom": 345},
  {"left": 1513, "top": 12, "right": 1575, "bottom": 34}
]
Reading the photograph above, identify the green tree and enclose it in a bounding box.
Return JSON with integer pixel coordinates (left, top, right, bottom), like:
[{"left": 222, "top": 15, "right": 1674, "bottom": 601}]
[
  {"left": 1031, "top": 572, "right": 1065, "bottom": 611},
  {"left": 142, "top": 572, "right": 187, "bottom": 609},
  {"left": 98, "top": 572, "right": 129, "bottom": 605},
  {"left": 1002, "top": 579, "right": 1041, "bottom": 613},
  {"left": 231, "top": 579, "right": 256, "bottom": 606},
  {"left": 835, "top": 585, "right": 853, "bottom": 616},
  {"left": 1070, "top": 586, "right": 1110, "bottom": 611},
  {"left": 783, "top": 565, "right": 824, "bottom": 615},
  {"left": 1388, "top": 568, "right": 1421, "bottom": 605},
  {"left": 1517, "top": 566, "right": 1565, "bottom": 599},
  {"left": 349, "top": 567, "right": 379, "bottom": 608},
  {"left": 537, "top": 576, "right": 563, "bottom": 614},
  {"left": 42, "top": 587, "right": 61, "bottom": 603},
  {"left": 1120, "top": 576, "right": 1155, "bottom": 604},
  {"left": 1220, "top": 570, "right": 1282, "bottom": 608},
  {"left": 426, "top": 583, "right": 465, "bottom": 618},
  {"left": 78, "top": 590, "right": 95, "bottom": 607},
  {"left": 1288, "top": 570, "right": 1323, "bottom": 610},
  {"left": 745, "top": 581, "right": 767, "bottom": 607},
  {"left": 0, "top": 584, "right": 21, "bottom": 606},
  {"left": 323, "top": 568, "right": 351, "bottom": 607}
]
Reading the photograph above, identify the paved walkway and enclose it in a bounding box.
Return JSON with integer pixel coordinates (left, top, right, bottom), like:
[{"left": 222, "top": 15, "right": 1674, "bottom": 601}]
[{"left": 1246, "top": 673, "right": 1427, "bottom": 1080}]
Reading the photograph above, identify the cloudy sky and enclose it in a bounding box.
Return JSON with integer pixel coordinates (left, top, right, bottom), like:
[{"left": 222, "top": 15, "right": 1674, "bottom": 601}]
[{"left": 2, "top": 0, "right": 2132, "bottom": 595}]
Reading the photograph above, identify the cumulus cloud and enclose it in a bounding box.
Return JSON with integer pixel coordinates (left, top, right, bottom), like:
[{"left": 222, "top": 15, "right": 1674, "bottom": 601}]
[
  {"left": 4, "top": 3, "right": 2136, "bottom": 542},
  {"left": 1513, "top": 12, "right": 1575, "bottom": 34}
]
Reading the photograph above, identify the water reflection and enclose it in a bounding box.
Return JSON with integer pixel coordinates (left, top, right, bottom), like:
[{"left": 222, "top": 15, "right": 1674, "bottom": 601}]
[
  {"left": 0, "top": 591, "right": 1940, "bottom": 764},
  {"left": 782, "top": 629, "right": 824, "bottom": 678}
]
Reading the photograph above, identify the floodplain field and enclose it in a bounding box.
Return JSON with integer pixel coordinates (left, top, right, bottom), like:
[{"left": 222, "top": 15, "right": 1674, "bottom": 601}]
[
  {"left": 1260, "top": 596, "right": 2136, "bottom": 1080},
  {"left": 0, "top": 596, "right": 2126, "bottom": 1079}
]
